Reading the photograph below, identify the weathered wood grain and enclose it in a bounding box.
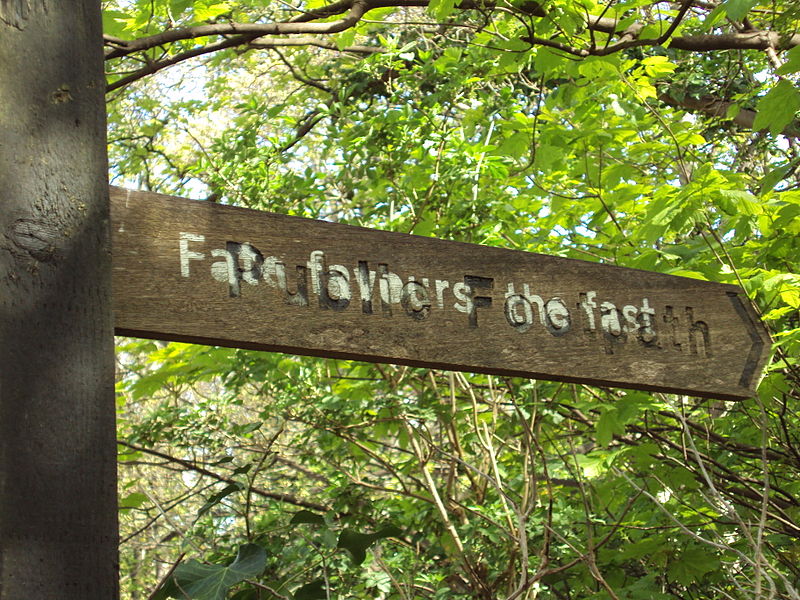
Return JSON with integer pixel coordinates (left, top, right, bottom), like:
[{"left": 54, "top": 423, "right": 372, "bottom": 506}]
[{"left": 111, "top": 187, "right": 771, "bottom": 400}]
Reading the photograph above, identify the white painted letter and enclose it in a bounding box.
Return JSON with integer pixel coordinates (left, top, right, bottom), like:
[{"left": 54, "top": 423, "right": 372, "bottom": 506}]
[
  {"left": 262, "top": 256, "right": 281, "bottom": 288},
  {"left": 307, "top": 251, "right": 325, "bottom": 296},
  {"left": 453, "top": 282, "right": 472, "bottom": 314},
  {"left": 579, "top": 291, "right": 597, "bottom": 332},
  {"left": 600, "top": 301, "right": 622, "bottom": 336},
  {"left": 638, "top": 298, "right": 656, "bottom": 343},
  {"left": 622, "top": 304, "right": 639, "bottom": 333},
  {"left": 210, "top": 248, "right": 236, "bottom": 286},
  {"left": 435, "top": 279, "right": 450, "bottom": 309},
  {"left": 545, "top": 298, "right": 571, "bottom": 336},
  {"left": 179, "top": 232, "right": 205, "bottom": 278}
]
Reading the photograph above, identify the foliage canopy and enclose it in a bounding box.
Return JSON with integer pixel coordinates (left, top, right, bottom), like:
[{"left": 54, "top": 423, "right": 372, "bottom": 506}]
[{"left": 104, "top": 0, "right": 800, "bottom": 598}]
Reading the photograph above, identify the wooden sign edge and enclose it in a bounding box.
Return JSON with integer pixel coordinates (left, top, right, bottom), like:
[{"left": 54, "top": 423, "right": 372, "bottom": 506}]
[{"left": 113, "top": 325, "right": 757, "bottom": 401}]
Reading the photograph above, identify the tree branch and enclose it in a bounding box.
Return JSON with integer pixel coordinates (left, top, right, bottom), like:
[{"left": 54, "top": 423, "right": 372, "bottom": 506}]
[
  {"left": 592, "top": 0, "right": 693, "bottom": 56},
  {"left": 669, "top": 31, "right": 800, "bottom": 51},
  {"left": 103, "top": 0, "right": 800, "bottom": 94},
  {"left": 659, "top": 93, "right": 800, "bottom": 138},
  {"left": 118, "top": 440, "right": 330, "bottom": 512},
  {"left": 587, "top": 15, "right": 800, "bottom": 50},
  {"left": 248, "top": 36, "right": 384, "bottom": 54},
  {"left": 107, "top": 34, "right": 253, "bottom": 92},
  {"left": 106, "top": 0, "right": 371, "bottom": 60}
]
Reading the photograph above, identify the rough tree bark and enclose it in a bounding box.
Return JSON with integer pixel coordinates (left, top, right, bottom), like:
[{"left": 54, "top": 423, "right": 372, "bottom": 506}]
[{"left": 0, "top": 1, "right": 118, "bottom": 598}]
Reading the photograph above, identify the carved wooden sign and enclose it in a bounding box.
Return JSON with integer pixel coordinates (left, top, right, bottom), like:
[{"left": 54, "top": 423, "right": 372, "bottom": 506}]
[{"left": 111, "top": 187, "right": 771, "bottom": 400}]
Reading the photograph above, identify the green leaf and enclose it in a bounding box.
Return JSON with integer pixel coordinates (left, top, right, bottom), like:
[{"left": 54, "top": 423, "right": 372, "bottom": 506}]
[
  {"left": 335, "top": 29, "right": 356, "bottom": 50},
  {"left": 596, "top": 408, "right": 622, "bottom": 446},
  {"left": 195, "top": 2, "right": 231, "bottom": 21},
  {"left": 337, "top": 525, "right": 402, "bottom": 565},
  {"left": 714, "top": 189, "right": 759, "bottom": 216},
  {"left": 166, "top": 544, "right": 267, "bottom": 600},
  {"left": 534, "top": 47, "right": 567, "bottom": 75},
  {"left": 289, "top": 510, "right": 326, "bottom": 526},
  {"left": 667, "top": 545, "right": 720, "bottom": 585},
  {"left": 294, "top": 580, "right": 327, "bottom": 600},
  {"left": 150, "top": 580, "right": 177, "bottom": 600},
  {"left": 234, "top": 421, "right": 262, "bottom": 436},
  {"left": 102, "top": 9, "right": 129, "bottom": 39},
  {"left": 723, "top": 0, "right": 758, "bottom": 21},
  {"left": 120, "top": 492, "right": 148, "bottom": 510},
  {"left": 197, "top": 483, "right": 243, "bottom": 517},
  {"left": 427, "top": 0, "right": 457, "bottom": 20},
  {"left": 614, "top": 536, "right": 667, "bottom": 561},
  {"left": 171, "top": 0, "right": 194, "bottom": 18},
  {"left": 412, "top": 211, "right": 437, "bottom": 236},
  {"left": 641, "top": 56, "right": 676, "bottom": 78},
  {"left": 753, "top": 80, "right": 800, "bottom": 136},
  {"left": 760, "top": 163, "right": 792, "bottom": 193},
  {"left": 777, "top": 46, "right": 800, "bottom": 76}
]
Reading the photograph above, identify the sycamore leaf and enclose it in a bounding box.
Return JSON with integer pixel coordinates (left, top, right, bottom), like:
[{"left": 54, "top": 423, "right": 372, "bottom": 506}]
[
  {"left": 668, "top": 546, "right": 720, "bottom": 585},
  {"left": 753, "top": 80, "right": 800, "bottom": 136}
]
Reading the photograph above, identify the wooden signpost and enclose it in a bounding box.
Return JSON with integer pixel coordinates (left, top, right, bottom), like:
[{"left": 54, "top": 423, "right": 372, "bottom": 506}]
[
  {"left": 112, "top": 186, "right": 771, "bottom": 401},
  {"left": 1, "top": 4, "right": 119, "bottom": 598}
]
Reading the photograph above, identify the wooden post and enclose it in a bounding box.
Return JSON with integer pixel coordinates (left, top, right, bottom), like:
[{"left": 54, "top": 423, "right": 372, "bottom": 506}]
[{"left": 0, "top": 1, "right": 118, "bottom": 597}]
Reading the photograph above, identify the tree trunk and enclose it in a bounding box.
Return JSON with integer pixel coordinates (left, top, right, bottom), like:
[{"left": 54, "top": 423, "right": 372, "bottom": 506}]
[{"left": 0, "top": 1, "right": 118, "bottom": 598}]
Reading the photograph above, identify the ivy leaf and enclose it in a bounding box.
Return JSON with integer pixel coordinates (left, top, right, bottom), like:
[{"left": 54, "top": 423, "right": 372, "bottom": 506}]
[
  {"left": 337, "top": 525, "right": 402, "bottom": 565},
  {"left": 197, "top": 482, "right": 243, "bottom": 517},
  {"left": 294, "top": 579, "right": 327, "bottom": 600},
  {"left": 753, "top": 80, "right": 800, "bottom": 136},
  {"left": 289, "top": 510, "right": 326, "bottom": 526},
  {"left": 161, "top": 544, "right": 267, "bottom": 600}
]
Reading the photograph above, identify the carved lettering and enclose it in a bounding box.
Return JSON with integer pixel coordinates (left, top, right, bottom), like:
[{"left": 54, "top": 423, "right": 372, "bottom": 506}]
[{"left": 174, "top": 233, "right": 714, "bottom": 358}]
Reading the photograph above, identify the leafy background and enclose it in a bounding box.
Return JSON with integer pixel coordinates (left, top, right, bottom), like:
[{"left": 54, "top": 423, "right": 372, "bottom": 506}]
[{"left": 105, "top": 0, "right": 800, "bottom": 598}]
